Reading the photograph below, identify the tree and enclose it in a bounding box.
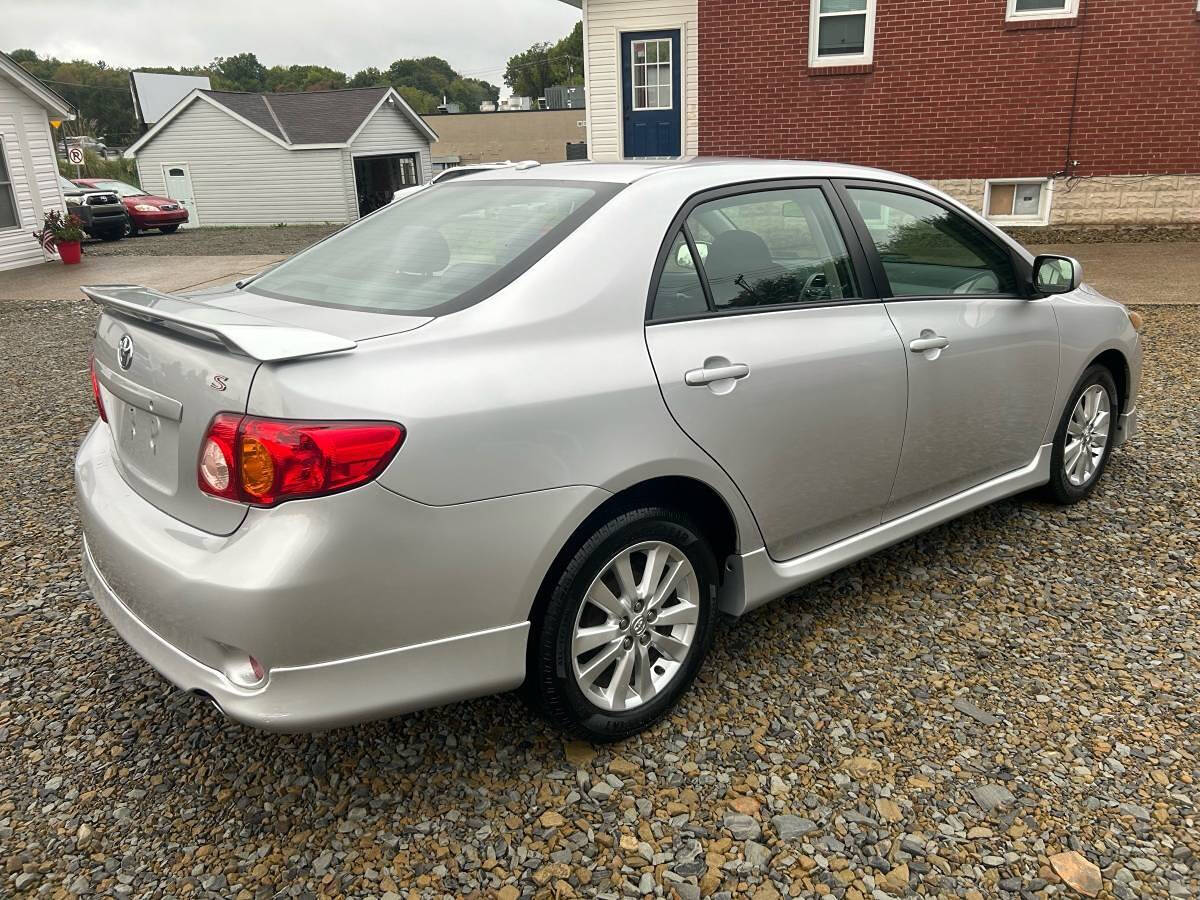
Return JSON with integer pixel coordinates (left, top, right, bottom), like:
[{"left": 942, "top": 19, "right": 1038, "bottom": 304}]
[
  {"left": 265, "top": 64, "right": 347, "bottom": 92},
  {"left": 211, "top": 52, "right": 267, "bottom": 91},
  {"left": 504, "top": 22, "right": 583, "bottom": 100},
  {"left": 348, "top": 67, "right": 387, "bottom": 88},
  {"left": 384, "top": 57, "right": 497, "bottom": 112}
]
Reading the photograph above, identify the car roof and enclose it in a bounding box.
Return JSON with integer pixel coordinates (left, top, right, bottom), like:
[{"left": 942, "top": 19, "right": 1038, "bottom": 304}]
[{"left": 460, "top": 157, "right": 935, "bottom": 192}]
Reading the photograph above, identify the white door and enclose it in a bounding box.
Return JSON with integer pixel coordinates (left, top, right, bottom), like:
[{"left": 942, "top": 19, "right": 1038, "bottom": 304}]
[{"left": 161, "top": 164, "right": 197, "bottom": 226}]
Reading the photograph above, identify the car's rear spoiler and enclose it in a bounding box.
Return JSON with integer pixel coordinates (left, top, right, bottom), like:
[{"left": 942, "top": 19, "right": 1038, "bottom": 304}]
[{"left": 81, "top": 284, "right": 356, "bottom": 362}]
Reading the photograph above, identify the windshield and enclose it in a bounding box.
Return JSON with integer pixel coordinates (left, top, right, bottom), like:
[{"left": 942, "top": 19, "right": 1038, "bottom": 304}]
[
  {"left": 59, "top": 175, "right": 82, "bottom": 193},
  {"left": 87, "top": 180, "right": 146, "bottom": 197},
  {"left": 248, "top": 180, "right": 619, "bottom": 315}
]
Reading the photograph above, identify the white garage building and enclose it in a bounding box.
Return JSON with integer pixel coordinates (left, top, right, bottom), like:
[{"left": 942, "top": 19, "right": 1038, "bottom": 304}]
[
  {"left": 124, "top": 86, "right": 438, "bottom": 226},
  {"left": 0, "top": 52, "right": 71, "bottom": 271}
]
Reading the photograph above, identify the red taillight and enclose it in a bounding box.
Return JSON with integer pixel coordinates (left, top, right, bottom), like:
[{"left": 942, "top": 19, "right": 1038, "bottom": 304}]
[
  {"left": 198, "top": 414, "right": 405, "bottom": 507},
  {"left": 89, "top": 355, "right": 107, "bottom": 422}
]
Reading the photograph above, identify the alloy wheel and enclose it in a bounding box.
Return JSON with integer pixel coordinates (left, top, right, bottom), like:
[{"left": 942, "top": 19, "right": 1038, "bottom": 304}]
[
  {"left": 1064, "top": 384, "right": 1111, "bottom": 486},
  {"left": 570, "top": 540, "right": 700, "bottom": 712}
]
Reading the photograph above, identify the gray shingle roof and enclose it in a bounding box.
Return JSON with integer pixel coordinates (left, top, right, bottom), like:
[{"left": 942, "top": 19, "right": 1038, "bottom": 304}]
[{"left": 200, "top": 87, "right": 390, "bottom": 144}]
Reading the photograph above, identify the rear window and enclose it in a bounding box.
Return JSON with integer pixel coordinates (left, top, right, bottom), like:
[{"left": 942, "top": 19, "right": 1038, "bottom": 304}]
[{"left": 248, "top": 180, "right": 620, "bottom": 315}]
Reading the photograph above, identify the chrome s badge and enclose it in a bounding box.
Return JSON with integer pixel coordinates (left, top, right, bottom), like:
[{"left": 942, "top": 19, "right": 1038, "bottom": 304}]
[
  {"left": 209, "top": 374, "right": 229, "bottom": 392},
  {"left": 117, "top": 334, "right": 134, "bottom": 370}
]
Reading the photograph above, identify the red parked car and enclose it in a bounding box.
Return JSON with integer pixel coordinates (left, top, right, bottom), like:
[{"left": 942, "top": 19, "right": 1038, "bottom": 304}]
[{"left": 71, "top": 179, "right": 188, "bottom": 235}]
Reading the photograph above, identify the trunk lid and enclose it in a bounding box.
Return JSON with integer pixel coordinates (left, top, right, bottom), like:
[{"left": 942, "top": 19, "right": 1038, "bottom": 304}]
[{"left": 85, "top": 284, "right": 430, "bottom": 535}]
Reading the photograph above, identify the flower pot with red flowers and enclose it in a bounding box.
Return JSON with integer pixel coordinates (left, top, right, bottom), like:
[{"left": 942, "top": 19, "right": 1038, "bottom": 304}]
[{"left": 34, "top": 210, "right": 86, "bottom": 265}]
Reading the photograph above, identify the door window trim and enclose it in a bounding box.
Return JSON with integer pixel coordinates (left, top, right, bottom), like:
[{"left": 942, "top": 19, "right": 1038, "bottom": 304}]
[
  {"left": 646, "top": 178, "right": 881, "bottom": 324},
  {"left": 832, "top": 179, "right": 1034, "bottom": 302}
]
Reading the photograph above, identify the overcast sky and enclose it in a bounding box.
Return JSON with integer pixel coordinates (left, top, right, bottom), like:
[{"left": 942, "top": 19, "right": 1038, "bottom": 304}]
[{"left": 7, "top": 0, "right": 581, "bottom": 95}]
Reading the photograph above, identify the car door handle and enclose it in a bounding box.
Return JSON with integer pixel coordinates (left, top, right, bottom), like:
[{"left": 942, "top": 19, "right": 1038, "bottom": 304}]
[
  {"left": 685, "top": 362, "right": 750, "bottom": 386},
  {"left": 909, "top": 335, "right": 950, "bottom": 352}
]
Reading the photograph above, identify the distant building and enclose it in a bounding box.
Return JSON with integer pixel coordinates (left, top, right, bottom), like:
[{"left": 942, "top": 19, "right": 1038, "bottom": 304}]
[
  {"left": 124, "top": 87, "right": 437, "bottom": 225},
  {"left": 0, "top": 51, "right": 72, "bottom": 271},
  {"left": 421, "top": 109, "right": 587, "bottom": 166},
  {"left": 129, "top": 71, "right": 212, "bottom": 129},
  {"left": 545, "top": 85, "right": 585, "bottom": 110}
]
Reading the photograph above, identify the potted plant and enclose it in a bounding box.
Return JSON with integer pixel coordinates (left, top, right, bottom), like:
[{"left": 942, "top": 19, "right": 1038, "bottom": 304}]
[{"left": 34, "top": 210, "right": 86, "bottom": 265}]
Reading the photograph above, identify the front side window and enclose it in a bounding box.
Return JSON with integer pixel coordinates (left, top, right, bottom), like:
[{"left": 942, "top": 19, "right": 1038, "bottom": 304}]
[
  {"left": 631, "top": 38, "right": 673, "bottom": 110},
  {"left": 249, "top": 180, "right": 619, "bottom": 315},
  {"left": 847, "top": 188, "right": 1018, "bottom": 297},
  {"left": 671, "top": 187, "right": 860, "bottom": 313},
  {"left": 1006, "top": 0, "right": 1079, "bottom": 20},
  {"left": 809, "top": 0, "right": 876, "bottom": 67},
  {"left": 0, "top": 138, "right": 18, "bottom": 228}
]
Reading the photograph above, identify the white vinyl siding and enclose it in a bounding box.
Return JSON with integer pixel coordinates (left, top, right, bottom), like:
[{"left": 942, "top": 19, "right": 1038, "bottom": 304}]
[
  {"left": 0, "top": 80, "right": 66, "bottom": 271},
  {"left": 582, "top": 0, "right": 698, "bottom": 161},
  {"left": 133, "top": 100, "right": 350, "bottom": 226},
  {"left": 344, "top": 100, "right": 434, "bottom": 221}
]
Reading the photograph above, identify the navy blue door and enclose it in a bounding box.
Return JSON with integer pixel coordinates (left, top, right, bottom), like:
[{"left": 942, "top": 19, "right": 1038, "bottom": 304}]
[{"left": 621, "top": 30, "right": 682, "bottom": 158}]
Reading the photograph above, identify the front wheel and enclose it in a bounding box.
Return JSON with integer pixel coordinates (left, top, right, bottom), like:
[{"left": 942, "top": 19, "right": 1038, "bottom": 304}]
[
  {"left": 525, "top": 507, "right": 718, "bottom": 742},
  {"left": 96, "top": 228, "right": 124, "bottom": 242},
  {"left": 1044, "top": 364, "right": 1118, "bottom": 504}
]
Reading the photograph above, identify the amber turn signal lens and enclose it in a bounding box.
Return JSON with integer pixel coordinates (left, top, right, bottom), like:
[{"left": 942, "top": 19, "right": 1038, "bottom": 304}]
[
  {"left": 1128, "top": 310, "right": 1144, "bottom": 333},
  {"left": 239, "top": 436, "right": 276, "bottom": 498}
]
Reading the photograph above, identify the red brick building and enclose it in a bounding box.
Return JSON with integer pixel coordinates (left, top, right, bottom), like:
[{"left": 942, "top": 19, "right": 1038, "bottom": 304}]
[{"left": 564, "top": 0, "right": 1200, "bottom": 225}]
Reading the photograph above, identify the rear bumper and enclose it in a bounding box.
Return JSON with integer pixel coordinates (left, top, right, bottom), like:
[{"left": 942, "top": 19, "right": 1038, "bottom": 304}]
[
  {"left": 75, "top": 421, "right": 606, "bottom": 731},
  {"left": 83, "top": 538, "right": 528, "bottom": 731}
]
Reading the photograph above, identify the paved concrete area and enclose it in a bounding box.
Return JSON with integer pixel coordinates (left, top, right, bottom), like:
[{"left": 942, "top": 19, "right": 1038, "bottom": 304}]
[
  {"left": 0, "top": 254, "right": 287, "bottom": 301},
  {"left": 1028, "top": 242, "right": 1200, "bottom": 305}
]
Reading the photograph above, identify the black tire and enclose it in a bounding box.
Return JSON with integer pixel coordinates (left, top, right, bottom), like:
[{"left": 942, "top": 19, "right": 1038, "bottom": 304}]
[
  {"left": 525, "top": 506, "right": 718, "bottom": 742},
  {"left": 1044, "top": 364, "right": 1119, "bottom": 504},
  {"left": 125, "top": 220, "right": 138, "bottom": 237},
  {"left": 159, "top": 224, "right": 180, "bottom": 234},
  {"left": 96, "top": 228, "right": 124, "bottom": 242}
]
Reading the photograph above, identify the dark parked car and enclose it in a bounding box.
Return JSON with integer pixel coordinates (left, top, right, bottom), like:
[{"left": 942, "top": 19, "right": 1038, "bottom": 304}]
[
  {"left": 58, "top": 176, "right": 127, "bottom": 241},
  {"left": 72, "top": 178, "right": 188, "bottom": 235}
]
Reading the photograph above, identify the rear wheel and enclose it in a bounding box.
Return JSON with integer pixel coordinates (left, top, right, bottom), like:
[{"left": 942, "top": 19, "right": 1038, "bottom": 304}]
[
  {"left": 159, "top": 224, "right": 180, "bottom": 234},
  {"left": 525, "top": 506, "right": 718, "bottom": 741},
  {"left": 1044, "top": 364, "right": 1118, "bottom": 504}
]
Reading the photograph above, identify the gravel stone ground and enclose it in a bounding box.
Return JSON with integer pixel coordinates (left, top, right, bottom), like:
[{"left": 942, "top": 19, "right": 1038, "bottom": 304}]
[
  {"left": 1, "top": 300, "right": 1197, "bottom": 900},
  {"left": 83, "top": 225, "right": 341, "bottom": 258}
]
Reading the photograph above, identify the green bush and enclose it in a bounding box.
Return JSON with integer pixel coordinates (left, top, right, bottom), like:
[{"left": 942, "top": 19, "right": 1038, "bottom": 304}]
[{"left": 58, "top": 150, "right": 139, "bottom": 186}]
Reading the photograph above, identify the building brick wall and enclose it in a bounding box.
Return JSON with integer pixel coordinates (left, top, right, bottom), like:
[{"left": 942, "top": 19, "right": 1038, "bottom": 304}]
[{"left": 697, "top": 0, "right": 1200, "bottom": 189}]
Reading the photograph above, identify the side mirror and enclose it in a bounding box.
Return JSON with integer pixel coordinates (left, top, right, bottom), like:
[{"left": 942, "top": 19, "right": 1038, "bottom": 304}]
[
  {"left": 1032, "top": 254, "right": 1082, "bottom": 295},
  {"left": 675, "top": 240, "right": 709, "bottom": 269}
]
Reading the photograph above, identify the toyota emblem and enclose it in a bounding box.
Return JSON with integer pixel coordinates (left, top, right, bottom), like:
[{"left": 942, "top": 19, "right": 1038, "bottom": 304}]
[{"left": 117, "top": 334, "right": 134, "bottom": 370}]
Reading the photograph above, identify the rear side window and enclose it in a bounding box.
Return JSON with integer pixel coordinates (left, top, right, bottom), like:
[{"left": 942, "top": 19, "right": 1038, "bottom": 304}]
[
  {"left": 249, "top": 180, "right": 620, "bottom": 315},
  {"left": 846, "top": 187, "right": 1018, "bottom": 297},
  {"left": 670, "top": 187, "right": 860, "bottom": 315}
]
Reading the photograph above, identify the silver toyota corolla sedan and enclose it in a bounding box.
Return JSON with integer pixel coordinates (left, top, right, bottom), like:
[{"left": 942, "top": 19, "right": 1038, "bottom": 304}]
[{"left": 76, "top": 159, "right": 1142, "bottom": 740}]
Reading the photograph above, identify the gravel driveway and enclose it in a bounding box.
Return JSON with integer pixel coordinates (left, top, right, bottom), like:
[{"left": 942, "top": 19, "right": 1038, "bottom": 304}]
[
  {"left": 83, "top": 225, "right": 340, "bottom": 258},
  {"left": 1, "top": 301, "right": 1196, "bottom": 900}
]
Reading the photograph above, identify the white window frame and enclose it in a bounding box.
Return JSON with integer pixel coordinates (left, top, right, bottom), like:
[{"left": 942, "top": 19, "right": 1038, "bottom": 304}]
[
  {"left": 809, "top": 0, "right": 877, "bottom": 68},
  {"left": 1005, "top": 0, "right": 1080, "bottom": 22},
  {"left": 629, "top": 37, "right": 674, "bottom": 111},
  {"left": 0, "top": 136, "right": 20, "bottom": 231},
  {"left": 983, "top": 178, "right": 1054, "bottom": 226}
]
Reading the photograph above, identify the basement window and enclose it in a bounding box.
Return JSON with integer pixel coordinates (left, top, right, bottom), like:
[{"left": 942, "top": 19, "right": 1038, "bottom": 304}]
[
  {"left": 1006, "top": 0, "right": 1079, "bottom": 21},
  {"left": 809, "top": 0, "right": 876, "bottom": 67},
  {"left": 984, "top": 178, "right": 1052, "bottom": 226}
]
